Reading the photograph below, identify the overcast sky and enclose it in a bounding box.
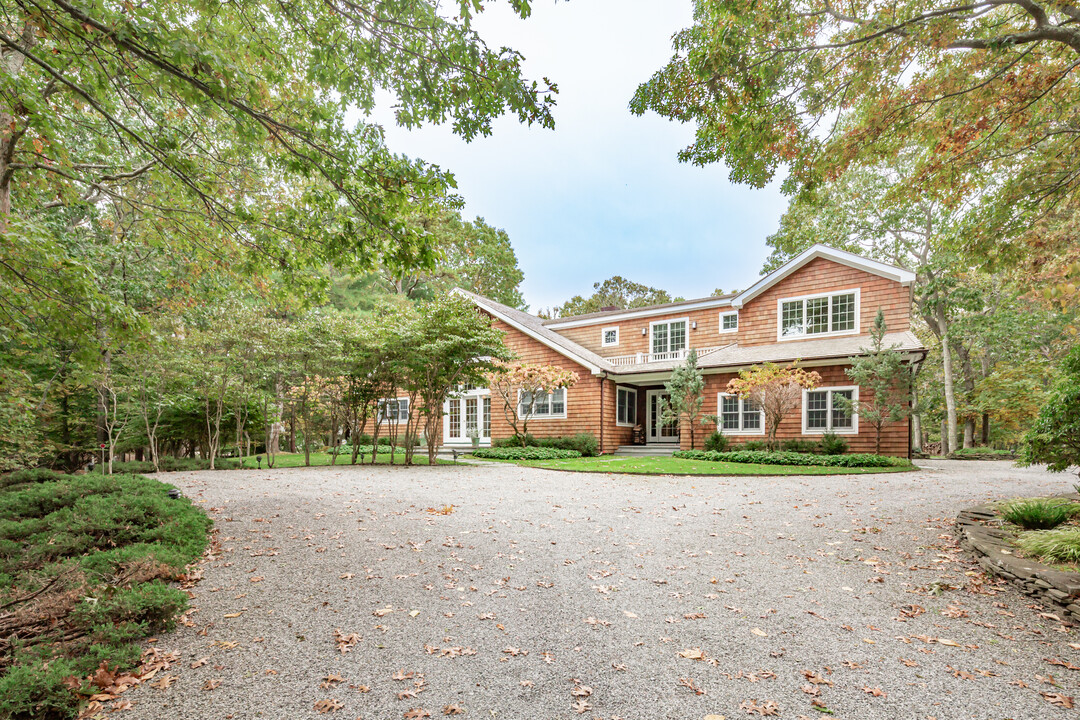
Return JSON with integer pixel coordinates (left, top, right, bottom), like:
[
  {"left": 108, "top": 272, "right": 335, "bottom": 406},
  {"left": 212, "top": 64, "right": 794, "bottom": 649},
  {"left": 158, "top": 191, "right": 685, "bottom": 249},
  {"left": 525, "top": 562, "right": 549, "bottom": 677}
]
[{"left": 367, "top": 0, "right": 789, "bottom": 311}]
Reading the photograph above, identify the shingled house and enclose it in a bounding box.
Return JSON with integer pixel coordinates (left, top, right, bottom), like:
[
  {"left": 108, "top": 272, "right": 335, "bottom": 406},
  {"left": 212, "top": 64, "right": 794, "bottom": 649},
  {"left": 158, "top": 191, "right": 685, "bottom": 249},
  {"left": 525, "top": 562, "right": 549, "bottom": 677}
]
[{"left": 386, "top": 245, "right": 926, "bottom": 457}]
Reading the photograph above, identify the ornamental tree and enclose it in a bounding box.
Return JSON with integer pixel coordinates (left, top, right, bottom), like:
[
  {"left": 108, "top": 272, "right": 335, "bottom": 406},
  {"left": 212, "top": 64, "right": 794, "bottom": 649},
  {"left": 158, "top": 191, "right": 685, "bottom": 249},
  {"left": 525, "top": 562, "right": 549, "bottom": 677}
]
[
  {"left": 1021, "top": 345, "right": 1080, "bottom": 478},
  {"left": 726, "top": 363, "right": 821, "bottom": 450},
  {"left": 661, "top": 349, "right": 706, "bottom": 449},
  {"left": 486, "top": 362, "right": 578, "bottom": 446},
  {"left": 839, "top": 310, "right": 912, "bottom": 455}
]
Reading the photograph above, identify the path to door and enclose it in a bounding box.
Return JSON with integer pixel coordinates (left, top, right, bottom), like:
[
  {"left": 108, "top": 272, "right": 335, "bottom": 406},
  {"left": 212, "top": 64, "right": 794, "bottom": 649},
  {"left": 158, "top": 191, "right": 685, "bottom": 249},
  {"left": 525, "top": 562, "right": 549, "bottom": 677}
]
[{"left": 127, "top": 460, "right": 1078, "bottom": 719}]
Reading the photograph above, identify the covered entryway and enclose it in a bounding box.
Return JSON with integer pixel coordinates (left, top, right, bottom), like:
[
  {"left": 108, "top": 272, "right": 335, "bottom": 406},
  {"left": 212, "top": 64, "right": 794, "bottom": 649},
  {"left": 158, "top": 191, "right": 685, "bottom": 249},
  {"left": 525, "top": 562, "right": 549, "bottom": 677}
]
[{"left": 645, "top": 389, "right": 680, "bottom": 445}]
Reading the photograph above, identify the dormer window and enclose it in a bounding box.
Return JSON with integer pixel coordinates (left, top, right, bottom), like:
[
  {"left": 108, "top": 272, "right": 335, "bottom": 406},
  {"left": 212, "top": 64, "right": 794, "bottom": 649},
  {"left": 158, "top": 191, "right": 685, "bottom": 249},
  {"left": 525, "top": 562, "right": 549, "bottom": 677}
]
[
  {"left": 778, "top": 290, "right": 859, "bottom": 340},
  {"left": 601, "top": 327, "right": 619, "bottom": 347},
  {"left": 720, "top": 311, "right": 738, "bottom": 333}
]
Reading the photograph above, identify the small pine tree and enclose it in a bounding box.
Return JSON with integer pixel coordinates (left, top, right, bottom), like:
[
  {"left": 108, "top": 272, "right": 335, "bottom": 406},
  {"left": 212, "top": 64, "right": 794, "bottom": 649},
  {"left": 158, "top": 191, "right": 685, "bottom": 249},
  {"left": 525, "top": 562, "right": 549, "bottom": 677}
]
[
  {"left": 840, "top": 309, "right": 912, "bottom": 455},
  {"left": 661, "top": 349, "right": 705, "bottom": 449}
]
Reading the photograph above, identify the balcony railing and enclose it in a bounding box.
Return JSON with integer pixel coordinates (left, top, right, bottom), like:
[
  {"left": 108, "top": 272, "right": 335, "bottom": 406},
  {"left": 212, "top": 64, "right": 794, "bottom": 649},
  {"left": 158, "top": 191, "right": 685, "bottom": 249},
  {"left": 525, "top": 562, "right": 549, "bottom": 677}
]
[{"left": 607, "top": 346, "right": 726, "bottom": 368}]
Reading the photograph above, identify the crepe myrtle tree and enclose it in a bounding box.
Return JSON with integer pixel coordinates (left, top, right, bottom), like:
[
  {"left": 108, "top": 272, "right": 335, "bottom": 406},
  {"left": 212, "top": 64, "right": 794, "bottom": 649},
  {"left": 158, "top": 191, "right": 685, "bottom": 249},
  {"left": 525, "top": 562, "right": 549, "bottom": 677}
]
[
  {"left": 486, "top": 361, "right": 578, "bottom": 446},
  {"left": 726, "top": 363, "right": 821, "bottom": 450}
]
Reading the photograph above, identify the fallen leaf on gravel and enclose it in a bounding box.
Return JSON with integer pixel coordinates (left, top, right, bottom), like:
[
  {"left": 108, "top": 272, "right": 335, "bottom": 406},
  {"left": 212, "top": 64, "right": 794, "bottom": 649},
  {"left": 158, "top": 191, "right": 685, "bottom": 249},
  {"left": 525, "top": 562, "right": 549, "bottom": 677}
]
[
  {"left": 801, "top": 671, "right": 833, "bottom": 687},
  {"left": 863, "top": 686, "right": 887, "bottom": 697},
  {"left": 684, "top": 613, "right": 706, "bottom": 620},
  {"left": 678, "top": 677, "right": 705, "bottom": 695},
  {"left": 1043, "top": 693, "right": 1075, "bottom": 708},
  {"left": 612, "top": 663, "right": 628, "bottom": 672},
  {"left": 704, "top": 716, "right": 726, "bottom": 720},
  {"left": 571, "top": 699, "right": 591, "bottom": 714},
  {"left": 503, "top": 647, "right": 527, "bottom": 656},
  {"left": 738, "top": 699, "right": 779, "bottom": 716},
  {"left": 334, "top": 629, "right": 361, "bottom": 653},
  {"left": 678, "top": 648, "right": 706, "bottom": 660},
  {"left": 223, "top": 611, "right": 244, "bottom": 618},
  {"left": 584, "top": 617, "right": 610, "bottom": 626},
  {"left": 321, "top": 674, "right": 346, "bottom": 689},
  {"left": 392, "top": 670, "right": 416, "bottom": 681},
  {"left": 249, "top": 576, "right": 264, "bottom": 583},
  {"left": 571, "top": 685, "right": 593, "bottom": 697},
  {"left": 202, "top": 679, "right": 221, "bottom": 690},
  {"left": 403, "top": 709, "right": 431, "bottom": 719},
  {"left": 477, "top": 613, "right": 495, "bottom": 620},
  {"left": 374, "top": 606, "right": 394, "bottom": 617},
  {"left": 190, "top": 657, "right": 209, "bottom": 669},
  {"left": 149, "top": 675, "right": 176, "bottom": 690},
  {"left": 398, "top": 689, "right": 418, "bottom": 701},
  {"left": 935, "top": 638, "right": 961, "bottom": 647},
  {"left": 265, "top": 669, "right": 278, "bottom": 675},
  {"left": 520, "top": 680, "right": 534, "bottom": 687},
  {"left": 900, "top": 658, "right": 918, "bottom": 667},
  {"left": 443, "top": 705, "right": 465, "bottom": 715},
  {"left": 623, "top": 610, "right": 638, "bottom": 618},
  {"left": 800, "top": 684, "right": 819, "bottom": 697},
  {"left": 751, "top": 628, "right": 767, "bottom": 637},
  {"left": 314, "top": 699, "right": 344, "bottom": 713},
  {"left": 1047, "top": 658, "right": 1080, "bottom": 671},
  {"left": 340, "top": 573, "right": 354, "bottom": 579}
]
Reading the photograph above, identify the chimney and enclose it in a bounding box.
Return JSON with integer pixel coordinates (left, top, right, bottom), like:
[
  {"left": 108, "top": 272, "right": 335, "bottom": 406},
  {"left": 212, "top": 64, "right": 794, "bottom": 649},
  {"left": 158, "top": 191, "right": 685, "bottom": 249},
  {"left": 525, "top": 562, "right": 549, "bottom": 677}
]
[{"left": 600, "top": 305, "right": 620, "bottom": 312}]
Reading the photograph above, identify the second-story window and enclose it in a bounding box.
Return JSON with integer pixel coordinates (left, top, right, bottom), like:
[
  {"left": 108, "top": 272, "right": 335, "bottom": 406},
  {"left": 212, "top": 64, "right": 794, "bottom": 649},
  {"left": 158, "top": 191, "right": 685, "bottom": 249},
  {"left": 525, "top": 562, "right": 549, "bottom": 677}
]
[
  {"left": 651, "top": 319, "right": 687, "bottom": 355},
  {"left": 601, "top": 327, "right": 619, "bottom": 347},
  {"left": 720, "top": 311, "right": 738, "bottom": 333},
  {"left": 779, "top": 291, "right": 858, "bottom": 338}
]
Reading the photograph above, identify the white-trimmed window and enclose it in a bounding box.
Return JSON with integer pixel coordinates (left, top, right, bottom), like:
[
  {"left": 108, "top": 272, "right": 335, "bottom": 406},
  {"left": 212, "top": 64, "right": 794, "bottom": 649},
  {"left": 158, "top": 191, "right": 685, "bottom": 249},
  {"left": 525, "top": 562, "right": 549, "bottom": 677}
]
[
  {"left": 601, "top": 326, "right": 620, "bottom": 347},
  {"left": 519, "top": 388, "right": 567, "bottom": 419},
  {"left": 650, "top": 318, "right": 688, "bottom": 355},
  {"left": 778, "top": 289, "right": 859, "bottom": 340},
  {"left": 803, "top": 387, "right": 858, "bottom": 434},
  {"left": 720, "top": 311, "right": 738, "bottom": 333},
  {"left": 378, "top": 397, "right": 409, "bottom": 423},
  {"left": 616, "top": 386, "right": 637, "bottom": 427},
  {"left": 717, "top": 393, "right": 764, "bottom": 435}
]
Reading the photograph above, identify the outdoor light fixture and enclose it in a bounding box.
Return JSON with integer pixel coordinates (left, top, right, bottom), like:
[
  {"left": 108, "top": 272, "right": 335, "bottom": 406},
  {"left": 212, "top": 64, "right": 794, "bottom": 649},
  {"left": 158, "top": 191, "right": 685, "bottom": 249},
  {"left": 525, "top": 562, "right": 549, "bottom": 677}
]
[
  {"left": 691, "top": 321, "right": 697, "bottom": 330},
  {"left": 641, "top": 327, "right": 647, "bottom": 335}
]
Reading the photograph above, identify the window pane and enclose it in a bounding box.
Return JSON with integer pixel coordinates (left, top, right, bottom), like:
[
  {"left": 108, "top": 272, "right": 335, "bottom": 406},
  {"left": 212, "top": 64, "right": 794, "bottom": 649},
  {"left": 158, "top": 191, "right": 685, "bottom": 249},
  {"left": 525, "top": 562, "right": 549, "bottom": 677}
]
[
  {"left": 604, "top": 329, "right": 617, "bottom": 344},
  {"left": 628, "top": 394, "right": 636, "bottom": 425},
  {"left": 617, "top": 389, "right": 627, "bottom": 424},
  {"left": 742, "top": 398, "right": 761, "bottom": 430},
  {"left": 536, "top": 392, "right": 550, "bottom": 415},
  {"left": 806, "top": 391, "right": 828, "bottom": 429},
  {"left": 781, "top": 301, "right": 804, "bottom": 337},
  {"left": 519, "top": 391, "right": 532, "bottom": 417},
  {"left": 723, "top": 313, "right": 738, "bottom": 331},
  {"left": 449, "top": 401, "right": 461, "bottom": 438},
  {"left": 466, "top": 398, "right": 477, "bottom": 433},
  {"left": 483, "top": 397, "right": 491, "bottom": 437},
  {"left": 832, "top": 293, "right": 856, "bottom": 331},
  {"left": 669, "top": 321, "right": 687, "bottom": 352},
  {"left": 550, "top": 388, "right": 565, "bottom": 415},
  {"left": 831, "top": 390, "right": 854, "bottom": 429},
  {"left": 652, "top": 324, "right": 668, "bottom": 354},
  {"left": 399, "top": 399, "right": 408, "bottom": 421},
  {"left": 807, "top": 297, "right": 829, "bottom": 334},
  {"left": 721, "top": 395, "right": 740, "bottom": 430}
]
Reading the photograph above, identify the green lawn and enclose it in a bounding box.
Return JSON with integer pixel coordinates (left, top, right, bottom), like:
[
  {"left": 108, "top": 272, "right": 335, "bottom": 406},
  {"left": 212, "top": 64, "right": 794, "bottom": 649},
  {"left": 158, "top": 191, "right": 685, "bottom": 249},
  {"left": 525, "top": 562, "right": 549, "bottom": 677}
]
[
  {"left": 474, "top": 454, "right": 915, "bottom": 476},
  {"left": 238, "top": 451, "right": 447, "bottom": 469}
]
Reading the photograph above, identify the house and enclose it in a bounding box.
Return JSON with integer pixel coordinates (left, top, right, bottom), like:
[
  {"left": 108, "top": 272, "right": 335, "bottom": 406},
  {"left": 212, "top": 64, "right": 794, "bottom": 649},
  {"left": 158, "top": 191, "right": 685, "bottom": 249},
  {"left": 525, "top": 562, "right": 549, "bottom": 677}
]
[{"left": 389, "top": 245, "right": 926, "bottom": 456}]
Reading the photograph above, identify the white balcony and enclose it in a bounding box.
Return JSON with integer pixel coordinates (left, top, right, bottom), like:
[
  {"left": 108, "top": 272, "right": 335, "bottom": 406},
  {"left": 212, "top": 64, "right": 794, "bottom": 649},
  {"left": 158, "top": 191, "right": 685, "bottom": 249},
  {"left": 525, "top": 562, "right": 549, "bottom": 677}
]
[{"left": 607, "top": 346, "right": 726, "bottom": 368}]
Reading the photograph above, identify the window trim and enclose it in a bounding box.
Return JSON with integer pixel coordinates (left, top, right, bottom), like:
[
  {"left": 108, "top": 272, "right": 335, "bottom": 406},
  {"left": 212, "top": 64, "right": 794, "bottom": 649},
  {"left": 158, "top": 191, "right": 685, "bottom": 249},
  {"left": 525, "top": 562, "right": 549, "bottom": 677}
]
[
  {"left": 648, "top": 317, "right": 690, "bottom": 355},
  {"left": 716, "top": 393, "right": 765, "bottom": 436},
  {"left": 378, "top": 397, "right": 410, "bottom": 424},
  {"left": 517, "top": 387, "right": 568, "bottom": 421},
  {"left": 775, "top": 288, "right": 861, "bottom": 342},
  {"left": 601, "top": 326, "right": 620, "bottom": 348},
  {"left": 719, "top": 311, "right": 739, "bottom": 333},
  {"left": 801, "top": 386, "right": 859, "bottom": 435},
  {"left": 615, "top": 386, "right": 638, "bottom": 428}
]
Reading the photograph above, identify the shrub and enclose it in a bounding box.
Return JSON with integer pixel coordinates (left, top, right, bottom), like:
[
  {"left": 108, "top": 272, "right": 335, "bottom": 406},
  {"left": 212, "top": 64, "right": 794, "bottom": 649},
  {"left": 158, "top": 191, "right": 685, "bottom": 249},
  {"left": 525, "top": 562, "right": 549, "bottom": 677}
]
[
  {"left": 1021, "top": 345, "right": 1080, "bottom": 476},
  {"left": 703, "top": 431, "right": 729, "bottom": 453},
  {"left": 673, "top": 449, "right": 897, "bottom": 468},
  {"left": 353, "top": 433, "right": 373, "bottom": 446},
  {"left": 493, "top": 433, "right": 599, "bottom": 457},
  {"left": 0, "top": 468, "right": 67, "bottom": 489},
  {"left": 472, "top": 447, "right": 582, "bottom": 460},
  {"left": 954, "top": 447, "right": 1014, "bottom": 457},
  {"left": 819, "top": 432, "right": 848, "bottom": 455},
  {"left": 998, "top": 498, "right": 1080, "bottom": 530},
  {"left": 781, "top": 439, "right": 820, "bottom": 454},
  {"left": 741, "top": 440, "right": 768, "bottom": 451},
  {"left": 1017, "top": 529, "right": 1080, "bottom": 564},
  {"left": 494, "top": 434, "right": 536, "bottom": 448},
  {"left": 377, "top": 436, "right": 393, "bottom": 446}
]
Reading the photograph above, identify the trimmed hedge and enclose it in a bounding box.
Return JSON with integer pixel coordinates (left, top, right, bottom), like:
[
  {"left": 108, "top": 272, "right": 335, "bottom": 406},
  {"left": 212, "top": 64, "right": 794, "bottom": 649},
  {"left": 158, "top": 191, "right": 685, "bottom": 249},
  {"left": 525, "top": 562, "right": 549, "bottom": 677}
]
[
  {"left": 494, "top": 433, "right": 600, "bottom": 457},
  {"left": 673, "top": 449, "right": 898, "bottom": 468},
  {"left": 472, "top": 447, "right": 582, "bottom": 461}
]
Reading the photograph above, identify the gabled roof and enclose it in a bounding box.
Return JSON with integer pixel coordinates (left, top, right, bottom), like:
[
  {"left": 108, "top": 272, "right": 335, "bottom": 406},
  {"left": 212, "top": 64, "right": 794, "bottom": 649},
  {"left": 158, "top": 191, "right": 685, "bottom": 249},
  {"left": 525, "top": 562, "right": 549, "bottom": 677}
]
[
  {"left": 453, "top": 289, "right": 615, "bottom": 375},
  {"left": 731, "top": 244, "right": 916, "bottom": 308},
  {"left": 543, "top": 293, "right": 736, "bottom": 329}
]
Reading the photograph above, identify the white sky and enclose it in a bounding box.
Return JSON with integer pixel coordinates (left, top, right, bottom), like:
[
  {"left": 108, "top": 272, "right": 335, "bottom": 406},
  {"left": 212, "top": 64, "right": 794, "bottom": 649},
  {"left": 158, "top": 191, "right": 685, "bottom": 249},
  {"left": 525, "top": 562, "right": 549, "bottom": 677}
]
[{"left": 363, "top": 0, "right": 788, "bottom": 311}]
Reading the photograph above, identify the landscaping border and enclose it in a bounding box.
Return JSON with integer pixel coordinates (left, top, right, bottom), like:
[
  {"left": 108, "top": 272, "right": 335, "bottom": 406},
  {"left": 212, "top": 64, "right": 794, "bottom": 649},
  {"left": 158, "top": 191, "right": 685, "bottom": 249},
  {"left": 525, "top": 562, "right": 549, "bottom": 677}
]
[{"left": 956, "top": 498, "right": 1080, "bottom": 623}]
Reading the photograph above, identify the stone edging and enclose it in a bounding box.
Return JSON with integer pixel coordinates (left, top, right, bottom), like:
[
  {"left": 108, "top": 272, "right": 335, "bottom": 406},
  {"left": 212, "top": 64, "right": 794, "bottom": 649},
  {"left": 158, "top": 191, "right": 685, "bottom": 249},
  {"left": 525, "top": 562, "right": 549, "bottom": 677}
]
[{"left": 956, "top": 500, "right": 1080, "bottom": 623}]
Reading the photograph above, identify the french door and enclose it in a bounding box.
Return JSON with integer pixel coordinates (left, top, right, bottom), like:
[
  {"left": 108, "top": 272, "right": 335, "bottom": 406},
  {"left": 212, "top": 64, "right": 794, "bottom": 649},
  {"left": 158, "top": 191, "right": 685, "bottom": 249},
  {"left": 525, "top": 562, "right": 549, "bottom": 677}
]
[
  {"left": 443, "top": 388, "right": 491, "bottom": 445},
  {"left": 646, "top": 390, "right": 679, "bottom": 444}
]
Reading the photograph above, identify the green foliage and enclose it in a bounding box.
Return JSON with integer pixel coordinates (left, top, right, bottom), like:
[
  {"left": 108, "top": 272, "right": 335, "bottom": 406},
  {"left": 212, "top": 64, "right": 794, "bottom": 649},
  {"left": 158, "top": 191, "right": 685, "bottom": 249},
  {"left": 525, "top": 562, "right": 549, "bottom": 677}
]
[
  {"left": 818, "top": 433, "right": 849, "bottom": 456},
  {"left": 0, "top": 472, "right": 209, "bottom": 719},
  {"left": 740, "top": 440, "right": 768, "bottom": 451},
  {"left": 662, "top": 350, "right": 706, "bottom": 449},
  {"left": 554, "top": 276, "right": 680, "bottom": 318},
  {"left": 998, "top": 498, "right": 1080, "bottom": 531},
  {"left": 472, "top": 447, "right": 583, "bottom": 461},
  {"left": 1021, "top": 346, "right": 1080, "bottom": 476},
  {"left": 838, "top": 310, "right": 912, "bottom": 455},
  {"left": 493, "top": 433, "right": 599, "bottom": 457},
  {"left": 953, "top": 447, "right": 1014, "bottom": 458},
  {"left": 1017, "top": 529, "right": 1080, "bottom": 565},
  {"left": 703, "top": 431, "right": 730, "bottom": 453},
  {"left": 674, "top": 450, "right": 898, "bottom": 468}
]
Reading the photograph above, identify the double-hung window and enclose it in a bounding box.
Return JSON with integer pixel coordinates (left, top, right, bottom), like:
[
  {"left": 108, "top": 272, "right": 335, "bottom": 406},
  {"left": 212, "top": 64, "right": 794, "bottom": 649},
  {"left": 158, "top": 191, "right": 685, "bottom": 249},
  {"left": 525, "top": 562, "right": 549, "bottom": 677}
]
[
  {"left": 779, "top": 290, "right": 858, "bottom": 339},
  {"left": 720, "top": 311, "right": 738, "bottom": 333},
  {"left": 651, "top": 319, "right": 688, "bottom": 356},
  {"left": 519, "top": 388, "right": 566, "bottom": 419},
  {"left": 718, "top": 394, "right": 764, "bottom": 435},
  {"left": 378, "top": 398, "right": 409, "bottom": 424},
  {"left": 616, "top": 387, "right": 637, "bottom": 427},
  {"left": 803, "top": 387, "right": 857, "bottom": 434}
]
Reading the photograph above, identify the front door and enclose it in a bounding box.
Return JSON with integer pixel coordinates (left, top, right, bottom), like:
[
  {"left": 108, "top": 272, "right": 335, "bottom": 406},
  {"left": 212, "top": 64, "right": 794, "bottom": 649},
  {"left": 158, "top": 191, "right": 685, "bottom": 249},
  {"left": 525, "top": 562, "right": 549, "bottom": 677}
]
[
  {"left": 443, "top": 387, "right": 491, "bottom": 446},
  {"left": 646, "top": 390, "right": 680, "bottom": 444}
]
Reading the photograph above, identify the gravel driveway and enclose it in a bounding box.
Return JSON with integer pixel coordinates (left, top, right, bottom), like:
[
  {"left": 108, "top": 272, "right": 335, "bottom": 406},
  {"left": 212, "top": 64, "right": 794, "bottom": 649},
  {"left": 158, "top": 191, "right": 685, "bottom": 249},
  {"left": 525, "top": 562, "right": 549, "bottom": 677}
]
[{"left": 124, "top": 459, "right": 1079, "bottom": 720}]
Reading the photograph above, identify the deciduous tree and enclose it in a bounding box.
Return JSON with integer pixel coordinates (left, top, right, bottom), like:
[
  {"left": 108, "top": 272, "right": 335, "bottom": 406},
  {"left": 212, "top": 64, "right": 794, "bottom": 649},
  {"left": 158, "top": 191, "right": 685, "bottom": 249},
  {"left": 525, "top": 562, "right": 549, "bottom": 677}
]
[
  {"left": 726, "top": 363, "right": 821, "bottom": 450},
  {"left": 486, "top": 362, "right": 578, "bottom": 445}
]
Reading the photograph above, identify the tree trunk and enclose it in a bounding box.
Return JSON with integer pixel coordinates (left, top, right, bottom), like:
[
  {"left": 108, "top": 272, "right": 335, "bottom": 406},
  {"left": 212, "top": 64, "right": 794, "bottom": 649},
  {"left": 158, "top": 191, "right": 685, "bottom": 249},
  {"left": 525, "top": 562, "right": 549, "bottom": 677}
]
[
  {"left": 981, "top": 413, "right": 990, "bottom": 445},
  {"left": 940, "top": 417, "right": 949, "bottom": 456},
  {"left": 963, "top": 418, "right": 975, "bottom": 449},
  {"left": 940, "top": 325, "right": 958, "bottom": 455}
]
